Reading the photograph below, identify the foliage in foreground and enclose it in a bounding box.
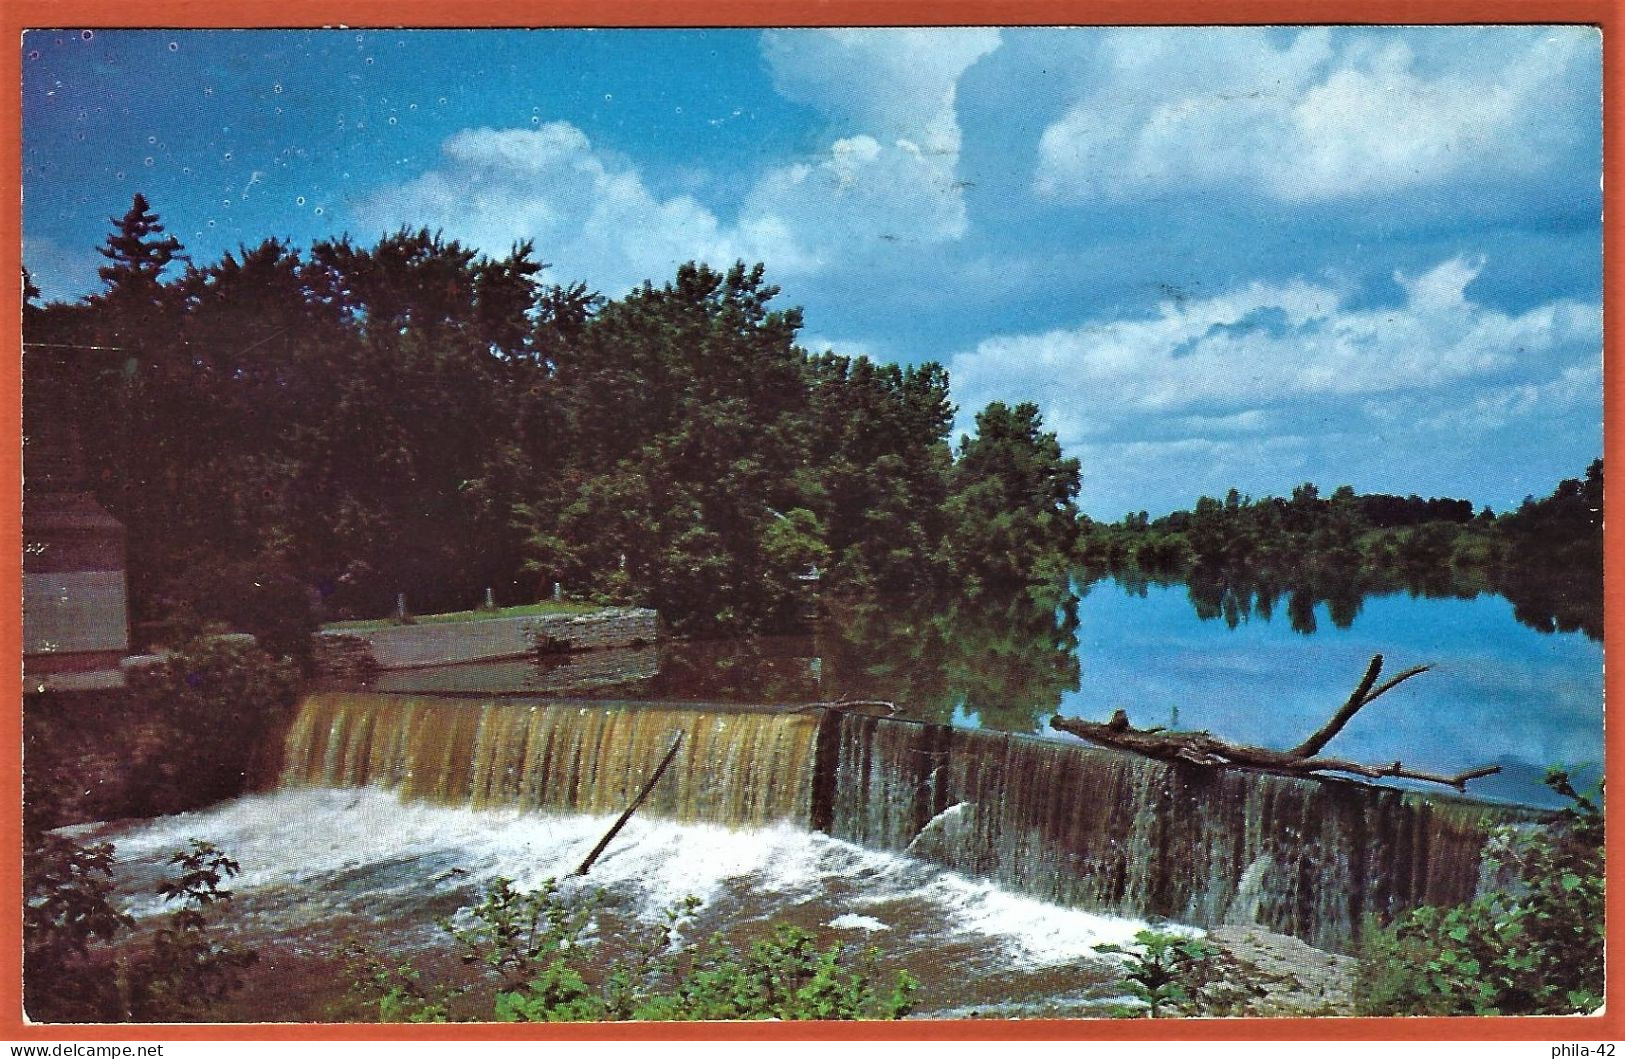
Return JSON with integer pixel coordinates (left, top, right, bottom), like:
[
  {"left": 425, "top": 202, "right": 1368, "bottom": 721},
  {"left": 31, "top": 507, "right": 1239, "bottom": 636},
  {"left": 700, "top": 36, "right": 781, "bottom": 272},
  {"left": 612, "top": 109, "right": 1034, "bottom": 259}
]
[
  {"left": 1354, "top": 769, "right": 1604, "bottom": 1016},
  {"left": 343, "top": 878, "right": 917, "bottom": 1022},
  {"left": 24, "top": 838, "right": 256, "bottom": 1022},
  {"left": 1094, "top": 930, "right": 1220, "bottom": 1018}
]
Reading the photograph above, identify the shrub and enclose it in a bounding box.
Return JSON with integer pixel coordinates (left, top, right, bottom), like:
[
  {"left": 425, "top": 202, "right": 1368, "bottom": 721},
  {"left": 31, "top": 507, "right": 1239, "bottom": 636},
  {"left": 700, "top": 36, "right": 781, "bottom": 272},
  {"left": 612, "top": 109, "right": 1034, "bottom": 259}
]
[
  {"left": 124, "top": 841, "right": 259, "bottom": 1020},
  {"left": 1094, "top": 929, "right": 1219, "bottom": 1018},
  {"left": 121, "top": 636, "right": 301, "bottom": 814},
  {"left": 344, "top": 878, "right": 917, "bottom": 1022},
  {"left": 1354, "top": 769, "right": 1604, "bottom": 1015},
  {"left": 23, "top": 834, "right": 132, "bottom": 1021},
  {"left": 23, "top": 836, "right": 255, "bottom": 1022}
]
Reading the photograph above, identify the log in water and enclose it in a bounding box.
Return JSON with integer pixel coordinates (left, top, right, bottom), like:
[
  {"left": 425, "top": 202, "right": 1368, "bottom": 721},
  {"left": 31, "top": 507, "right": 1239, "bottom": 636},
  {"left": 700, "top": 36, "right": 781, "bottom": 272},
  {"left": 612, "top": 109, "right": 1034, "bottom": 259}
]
[{"left": 279, "top": 692, "right": 1523, "bottom": 953}]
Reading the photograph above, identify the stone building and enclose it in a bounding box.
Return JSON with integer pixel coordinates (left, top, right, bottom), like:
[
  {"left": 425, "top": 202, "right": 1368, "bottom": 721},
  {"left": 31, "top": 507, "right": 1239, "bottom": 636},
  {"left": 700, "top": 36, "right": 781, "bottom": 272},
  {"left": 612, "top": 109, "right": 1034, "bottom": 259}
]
[{"left": 23, "top": 371, "right": 129, "bottom": 692}]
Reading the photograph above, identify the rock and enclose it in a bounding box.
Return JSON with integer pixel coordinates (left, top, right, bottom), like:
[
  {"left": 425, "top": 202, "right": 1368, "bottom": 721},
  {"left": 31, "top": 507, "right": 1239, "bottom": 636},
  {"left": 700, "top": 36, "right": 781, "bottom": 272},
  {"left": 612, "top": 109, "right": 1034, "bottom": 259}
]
[{"left": 1196, "top": 924, "right": 1357, "bottom": 1017}]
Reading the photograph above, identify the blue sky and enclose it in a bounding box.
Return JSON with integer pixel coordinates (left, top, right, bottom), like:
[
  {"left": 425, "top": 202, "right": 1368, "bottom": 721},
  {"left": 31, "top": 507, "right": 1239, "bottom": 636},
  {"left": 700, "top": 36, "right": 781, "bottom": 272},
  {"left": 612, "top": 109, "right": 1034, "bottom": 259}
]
[{"left": 21, "top": 27, "right": 1603, "bottom": 518}]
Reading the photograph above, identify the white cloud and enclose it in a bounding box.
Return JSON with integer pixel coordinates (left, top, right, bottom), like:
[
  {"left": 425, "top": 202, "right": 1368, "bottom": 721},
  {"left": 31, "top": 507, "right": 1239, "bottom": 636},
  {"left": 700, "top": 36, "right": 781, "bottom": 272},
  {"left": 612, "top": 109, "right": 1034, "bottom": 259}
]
[
  {"left": 798, "top": 332, "right": 877, "bottom": 359},
  {"left": 948, "top": 256, "right": 1600, "bottom": 513},
  {"left": 738, "top": 30, "right": 1000, "bottom": 269},
  {"left": 354, "top": 30, "right": 1001, "bottom": 292},
  {"left": 761, "top": 28, "right": 1000, "bottom": 154},
  {"left": 354, "top": 124, "right": 788, "bottom": 295},
  {"left": 1035, "top": 27, "right": 1595, "bottom": 203}
]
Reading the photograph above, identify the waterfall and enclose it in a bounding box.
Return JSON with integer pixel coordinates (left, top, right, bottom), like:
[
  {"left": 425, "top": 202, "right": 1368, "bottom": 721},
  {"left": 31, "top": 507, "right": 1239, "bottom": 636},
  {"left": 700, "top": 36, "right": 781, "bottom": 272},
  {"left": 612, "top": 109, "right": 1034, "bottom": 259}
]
[
  {"left": 825, "top": 713, "right": 1516, "bottom": 952},
  {"left": 280, "top": 692, "right": 1522, "bottom": 952},
  {"left": 281, "top": 692, "right": 819, "bottom": 827}
]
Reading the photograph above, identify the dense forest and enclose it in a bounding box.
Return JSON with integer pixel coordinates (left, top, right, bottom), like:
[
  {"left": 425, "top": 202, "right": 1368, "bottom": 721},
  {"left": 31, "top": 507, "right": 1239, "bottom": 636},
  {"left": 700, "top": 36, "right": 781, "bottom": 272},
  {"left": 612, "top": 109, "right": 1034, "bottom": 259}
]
[
  {"left": 25, "top": 195, "right": 1080, "bottom": 654},
  {"left": 1077, "top": 465, "right": 1604, "bottom": 639}
]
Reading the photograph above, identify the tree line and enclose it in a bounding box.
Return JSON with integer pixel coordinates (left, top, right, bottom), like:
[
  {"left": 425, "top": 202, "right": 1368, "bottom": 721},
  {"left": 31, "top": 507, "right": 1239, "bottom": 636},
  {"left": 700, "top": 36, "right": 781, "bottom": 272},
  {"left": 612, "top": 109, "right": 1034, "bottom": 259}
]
[
  {"left": 1077, "top": 464, "right": 1603, "bottom": 640},
  {"left": 25, "top": 194, "right": 1080, "bottom": 654}
]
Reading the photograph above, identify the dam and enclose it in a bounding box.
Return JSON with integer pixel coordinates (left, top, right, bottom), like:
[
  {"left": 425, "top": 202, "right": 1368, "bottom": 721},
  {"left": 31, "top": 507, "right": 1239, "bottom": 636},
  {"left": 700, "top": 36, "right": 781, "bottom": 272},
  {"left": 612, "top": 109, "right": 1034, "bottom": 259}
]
[{"left": 280, "top": 691, "right": 1517, "bottom": 953}]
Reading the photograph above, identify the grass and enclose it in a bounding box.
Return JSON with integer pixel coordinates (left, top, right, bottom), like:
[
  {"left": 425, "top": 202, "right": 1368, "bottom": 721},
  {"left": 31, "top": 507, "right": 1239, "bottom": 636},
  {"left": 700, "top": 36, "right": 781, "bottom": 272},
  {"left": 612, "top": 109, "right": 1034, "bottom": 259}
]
[{"left": 322, "top": 600, "right": 605, "bottom": 631}]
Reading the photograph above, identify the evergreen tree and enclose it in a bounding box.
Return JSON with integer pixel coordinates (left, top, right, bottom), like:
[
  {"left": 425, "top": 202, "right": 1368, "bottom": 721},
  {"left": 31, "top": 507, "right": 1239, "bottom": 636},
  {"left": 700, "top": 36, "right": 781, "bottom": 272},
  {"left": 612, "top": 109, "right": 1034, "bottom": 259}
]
[{"left": 91, "top": 193, "right": 185, "bottom": 328}]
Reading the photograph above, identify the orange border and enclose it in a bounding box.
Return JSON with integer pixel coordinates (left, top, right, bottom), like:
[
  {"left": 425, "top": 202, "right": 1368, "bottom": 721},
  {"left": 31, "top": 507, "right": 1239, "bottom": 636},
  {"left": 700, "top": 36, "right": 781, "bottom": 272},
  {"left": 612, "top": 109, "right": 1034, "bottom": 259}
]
[{"left": 1, "top": 0, "right": 1617, "bottom": 1043}]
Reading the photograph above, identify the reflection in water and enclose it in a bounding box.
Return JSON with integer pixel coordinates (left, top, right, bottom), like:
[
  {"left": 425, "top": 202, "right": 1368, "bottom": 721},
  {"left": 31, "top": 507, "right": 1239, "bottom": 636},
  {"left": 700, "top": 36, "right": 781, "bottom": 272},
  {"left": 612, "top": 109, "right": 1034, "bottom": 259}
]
[
  {"left": 825, "top": 583, "right": 1081, "bottom": 733},
  {"left": 1103, "top": 562, "right": 1601, "bottom": 641},
  {"left": 373, "top": 572, "right": 1600, "bottom": 809},
  {"left": 1062, "top": 575, "right": 1602, "bottom": 810},
  {"left": 388, "top": 582, "right": 1084, "bottom": 736}
]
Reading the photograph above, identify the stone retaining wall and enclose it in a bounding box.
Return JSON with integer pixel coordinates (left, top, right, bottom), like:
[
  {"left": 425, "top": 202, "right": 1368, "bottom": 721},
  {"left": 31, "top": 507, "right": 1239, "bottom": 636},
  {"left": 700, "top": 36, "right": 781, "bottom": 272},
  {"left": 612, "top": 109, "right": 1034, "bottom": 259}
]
[{"left": 312, "top": 607, "right": 660, "bottom": 676}]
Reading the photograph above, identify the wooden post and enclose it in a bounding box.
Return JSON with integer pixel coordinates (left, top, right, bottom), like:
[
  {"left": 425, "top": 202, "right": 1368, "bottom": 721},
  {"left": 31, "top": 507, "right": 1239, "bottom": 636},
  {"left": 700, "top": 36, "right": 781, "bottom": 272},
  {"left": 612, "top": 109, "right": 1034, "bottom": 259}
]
[{"left": 574, "top": 733, "right": 685, "bottom": 876}]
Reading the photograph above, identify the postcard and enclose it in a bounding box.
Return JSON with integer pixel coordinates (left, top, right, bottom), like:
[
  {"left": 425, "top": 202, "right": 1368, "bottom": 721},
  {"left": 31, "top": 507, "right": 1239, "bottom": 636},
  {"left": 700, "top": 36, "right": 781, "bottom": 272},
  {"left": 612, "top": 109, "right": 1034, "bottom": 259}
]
[{"left": 13, "top": 16, "right": 1612, "bottom": 1043}]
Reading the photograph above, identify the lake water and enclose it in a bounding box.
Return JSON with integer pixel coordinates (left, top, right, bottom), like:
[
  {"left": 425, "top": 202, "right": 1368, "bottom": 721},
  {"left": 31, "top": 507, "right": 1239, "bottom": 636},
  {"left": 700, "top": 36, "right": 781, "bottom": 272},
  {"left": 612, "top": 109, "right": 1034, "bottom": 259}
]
[
  {"left": 365, "top": 575, "right": 1604, "bottom": 810},
  {"left": 1061, "top": 577, "right": 1603, "bottom": 809}
]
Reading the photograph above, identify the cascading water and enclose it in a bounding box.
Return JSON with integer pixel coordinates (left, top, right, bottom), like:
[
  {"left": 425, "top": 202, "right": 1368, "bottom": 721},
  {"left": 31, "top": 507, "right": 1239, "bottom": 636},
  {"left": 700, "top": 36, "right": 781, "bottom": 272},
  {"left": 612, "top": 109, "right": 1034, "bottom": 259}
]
[
  {"left": 279, "top": 692, "right": 1524, "bottom": 954},
  {"left": 825, "top": 714, "right": 1516, "bottom": 953},
  {"left": 282, "top": 692, "right": 819, "bottom": 827}
]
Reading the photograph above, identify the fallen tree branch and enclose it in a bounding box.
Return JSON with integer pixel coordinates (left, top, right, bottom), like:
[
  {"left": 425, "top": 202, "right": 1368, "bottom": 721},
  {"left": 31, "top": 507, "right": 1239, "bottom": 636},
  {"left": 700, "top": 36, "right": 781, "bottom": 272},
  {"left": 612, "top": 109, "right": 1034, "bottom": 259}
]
[
  {"left": 1289, "top": 654, "right": 1431, "bottom": 758},
  {"left": 1049, "top": 654, "right": 1500, "bottom": 794},
  {"left": 575, "top": 732, "right": 684, "bottom": 876}
]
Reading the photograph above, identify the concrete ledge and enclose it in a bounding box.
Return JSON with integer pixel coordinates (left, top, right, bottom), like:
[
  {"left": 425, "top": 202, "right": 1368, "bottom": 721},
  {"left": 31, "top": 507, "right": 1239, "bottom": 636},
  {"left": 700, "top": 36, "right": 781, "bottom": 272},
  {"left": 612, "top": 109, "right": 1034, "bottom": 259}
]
[
  {"left": 313, "top": 607, "right": 660, "bottom": 676},
  {"left": 365, "top": 643, "right": 661, "bottom": 695}
]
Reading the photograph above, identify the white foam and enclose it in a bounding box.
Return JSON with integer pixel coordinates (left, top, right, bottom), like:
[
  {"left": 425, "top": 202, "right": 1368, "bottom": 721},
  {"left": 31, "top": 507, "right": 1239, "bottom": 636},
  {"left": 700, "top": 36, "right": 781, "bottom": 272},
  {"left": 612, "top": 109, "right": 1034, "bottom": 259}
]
[{"left": 92, "top": 786, "right": 1158, "bottom": 967}]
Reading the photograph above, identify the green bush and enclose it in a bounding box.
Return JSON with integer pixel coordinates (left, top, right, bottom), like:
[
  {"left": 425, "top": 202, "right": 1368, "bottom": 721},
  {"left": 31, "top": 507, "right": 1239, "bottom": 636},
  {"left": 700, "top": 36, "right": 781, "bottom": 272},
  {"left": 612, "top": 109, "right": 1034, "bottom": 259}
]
[
  {"left": 121, "top": 636, "right": 301, "bottom": 814},
  {"left": 24, "top": 835, "right": 255, "bottom": 1022},
  {"left": 23, "top": 834, "right": 133, "bottom": 1021},
  {"left": 344, "top": 877, "right": 917, "bottom": 1023},
  {"left": 124, "top": 841, "right": 259, "bottom": 1020},
  {"left": 1354, "top": 769, "right": 1604, "bottom": 1015},
  {"left": 1094, "top": 929, "right": 1219, "bottom": 1018}
]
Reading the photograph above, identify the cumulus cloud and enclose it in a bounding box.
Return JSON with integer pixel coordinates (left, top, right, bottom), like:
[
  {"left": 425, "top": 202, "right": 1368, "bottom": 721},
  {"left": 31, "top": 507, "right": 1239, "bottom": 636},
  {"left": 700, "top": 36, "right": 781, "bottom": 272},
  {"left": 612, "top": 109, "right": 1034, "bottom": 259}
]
[
  {"left": 1035, "top": 27, "right": 1596, "bottom": 203},
  {"left": 355, "top": 30, "right": 1000, "bottom": 291},
  {"left": 761, "top": 28, "right": 1000, "bottom": 155},
  {"left": 741, "top": 30, "right": 1000, "bottom": 268},
  {"left": 354, "top": 124, "right": 788, "bottom": 294},
  {"left": 737, "top": 130, "right": 974, "bottom": 266},
  {"left": 948, "top": 256, "right": 1600, "bottom": 513}
]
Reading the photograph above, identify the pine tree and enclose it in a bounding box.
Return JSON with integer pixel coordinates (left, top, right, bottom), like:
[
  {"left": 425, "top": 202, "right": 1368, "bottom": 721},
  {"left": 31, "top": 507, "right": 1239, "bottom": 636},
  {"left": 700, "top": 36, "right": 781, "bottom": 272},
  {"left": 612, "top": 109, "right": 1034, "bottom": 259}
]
[{"left": 94, "top": 193, "right": 185, "bottom": 311}]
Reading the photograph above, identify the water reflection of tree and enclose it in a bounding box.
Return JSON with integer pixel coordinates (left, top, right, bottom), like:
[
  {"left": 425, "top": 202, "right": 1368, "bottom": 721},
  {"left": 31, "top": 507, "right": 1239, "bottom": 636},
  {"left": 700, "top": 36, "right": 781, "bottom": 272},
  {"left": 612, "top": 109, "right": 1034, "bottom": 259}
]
[
  {"left": 820, "top": 581, "right": 1081, "bottom": 733},
  {"left": 1498, "top": 571, "right": 1603, "bottom": 639},
  {"left": 616, "top": 636, "right": 825, "bottom": 704},
  {"left": 1083, "top": 560, "right": 1597, "bottom": 641}
]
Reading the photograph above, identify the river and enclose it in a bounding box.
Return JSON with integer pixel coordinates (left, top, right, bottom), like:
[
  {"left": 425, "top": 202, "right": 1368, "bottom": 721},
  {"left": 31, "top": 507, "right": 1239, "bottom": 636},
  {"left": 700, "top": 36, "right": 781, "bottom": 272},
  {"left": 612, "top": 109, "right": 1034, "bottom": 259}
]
[{"left": 73, "top": 574, "right": 1598, "bottom": 1021}]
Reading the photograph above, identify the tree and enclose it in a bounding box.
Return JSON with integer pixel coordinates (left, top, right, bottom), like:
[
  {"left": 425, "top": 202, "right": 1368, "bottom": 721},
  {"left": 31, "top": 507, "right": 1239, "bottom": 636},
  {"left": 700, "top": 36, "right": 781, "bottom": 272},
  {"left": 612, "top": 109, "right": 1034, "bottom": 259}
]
[
  {"left": 946, "top": 402, "right": 1080, "bottom": 589},
  {"left": 70, "top": 195, "right": 192, "bottom": 629},
  {"left": 93, "top": 193, "right": 185, "bottom": 315},
  {"left": 513, "top": 261, "right": 826, "bottom": 632},
  {"left": 802, "top": 356, "right": 955, "bottom": 595}
]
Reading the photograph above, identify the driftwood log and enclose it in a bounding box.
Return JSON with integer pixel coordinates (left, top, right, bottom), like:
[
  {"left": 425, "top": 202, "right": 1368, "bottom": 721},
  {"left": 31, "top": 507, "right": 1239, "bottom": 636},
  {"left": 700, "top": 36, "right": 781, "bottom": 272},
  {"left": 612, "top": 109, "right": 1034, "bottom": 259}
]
[{"left": 1050, "top": 654, "right": 1501, "bottom": 793}]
